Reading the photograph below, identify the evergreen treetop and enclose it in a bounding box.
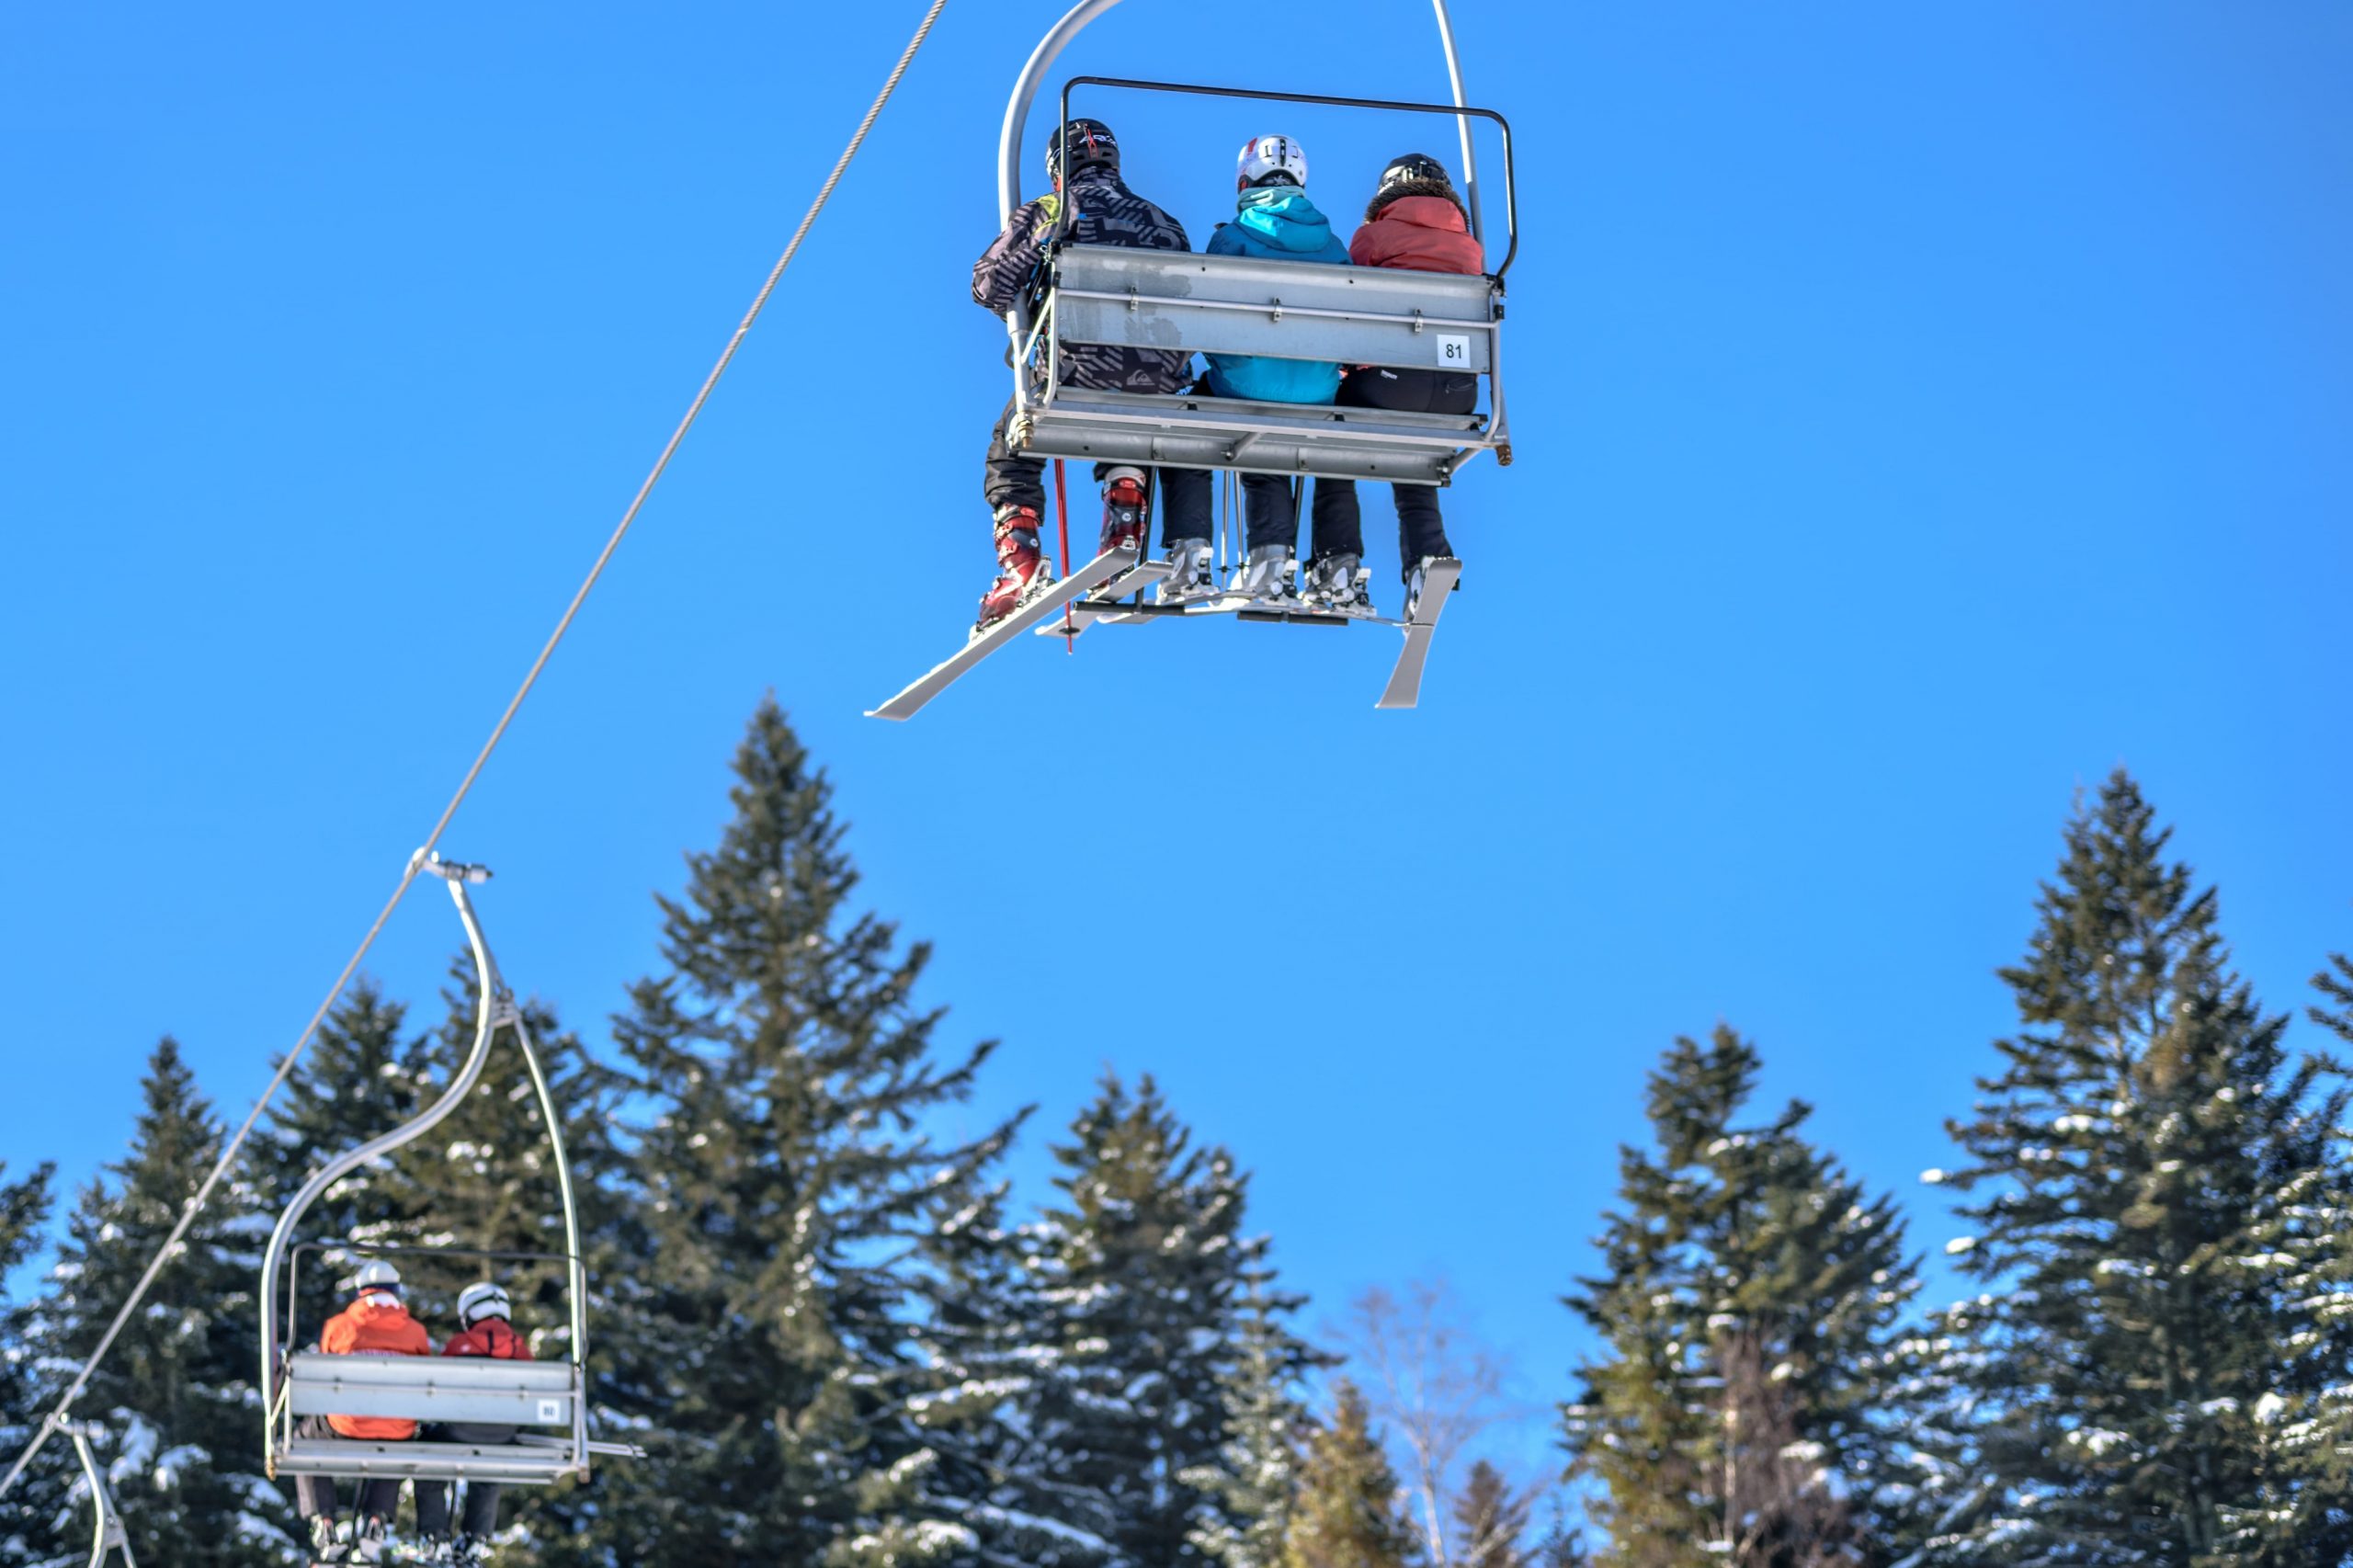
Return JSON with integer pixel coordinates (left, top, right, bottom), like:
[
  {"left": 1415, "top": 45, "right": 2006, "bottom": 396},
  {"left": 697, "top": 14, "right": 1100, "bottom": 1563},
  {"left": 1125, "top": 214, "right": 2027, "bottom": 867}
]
[
  {"left": 1926, "top": 771, "right": 2353, "bottom": 1563},
  {"left": 1283, "top": 1380, "right": 1421, "bottom": 1568},
  {"left": 0, "top": 1162, "right": 57, "bottom": 1568},
  {"left": 1565, "top": 1025, "right": 1921, "bottom": 1567},
  {"left": 579, "top": 698, "right": 1026, "bottom": 1568},
  {"left": 34, "top": 1040, "right": 293, "bottom": 1567}
]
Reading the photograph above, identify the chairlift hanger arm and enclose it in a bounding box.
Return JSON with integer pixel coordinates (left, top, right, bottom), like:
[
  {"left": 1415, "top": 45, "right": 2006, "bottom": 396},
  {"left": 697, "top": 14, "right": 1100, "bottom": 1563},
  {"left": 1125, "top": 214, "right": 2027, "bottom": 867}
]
[
  {"left": 1052, "top": 75, "right": 1517, "bottom": 279},
  {"left": 998, "top": 0, "right": 1492, "bottom": 235}
]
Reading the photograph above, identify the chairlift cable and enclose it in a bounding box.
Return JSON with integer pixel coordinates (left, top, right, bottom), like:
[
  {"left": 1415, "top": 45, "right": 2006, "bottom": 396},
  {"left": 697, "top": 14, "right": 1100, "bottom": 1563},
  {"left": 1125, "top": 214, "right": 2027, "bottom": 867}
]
[{"left": 0, "top": 0, "right": 952, "bottom": 1504}]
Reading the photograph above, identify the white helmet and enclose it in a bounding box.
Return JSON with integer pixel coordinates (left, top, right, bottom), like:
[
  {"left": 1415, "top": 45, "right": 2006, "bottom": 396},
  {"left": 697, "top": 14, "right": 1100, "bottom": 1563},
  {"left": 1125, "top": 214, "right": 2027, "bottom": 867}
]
[
  {"left": 352, "top": 1258, "right": 402, "bottom": 1297},
  {"left": 457, "top": 1281, "right": 512, "bottom": 1328},
  {"left": 1236, "top": 134, "right": 1309, "bottom": 192}
]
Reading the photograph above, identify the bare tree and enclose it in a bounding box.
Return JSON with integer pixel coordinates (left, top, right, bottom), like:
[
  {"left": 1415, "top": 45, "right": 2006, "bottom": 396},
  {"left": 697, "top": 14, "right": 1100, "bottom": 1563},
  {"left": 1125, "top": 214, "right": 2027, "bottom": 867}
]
[{"left": 1333, "top": 1278, "right": 1529, "bottom": 1567}]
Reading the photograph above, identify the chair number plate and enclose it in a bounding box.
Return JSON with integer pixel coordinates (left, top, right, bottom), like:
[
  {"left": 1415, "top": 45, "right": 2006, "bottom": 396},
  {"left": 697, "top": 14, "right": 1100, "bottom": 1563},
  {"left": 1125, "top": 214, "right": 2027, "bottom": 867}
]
[
  {"left": 1437, "top": 335, "right": 1471, "bottom": 367},
  {"left": 539, "top": 1400, "right": 564, "bottom": 1423}
]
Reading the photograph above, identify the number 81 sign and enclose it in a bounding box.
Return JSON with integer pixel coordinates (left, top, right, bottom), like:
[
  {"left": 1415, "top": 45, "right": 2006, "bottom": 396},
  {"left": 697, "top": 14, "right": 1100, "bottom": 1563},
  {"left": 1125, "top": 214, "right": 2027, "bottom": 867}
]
[{"left": 1436, "top": 335, "right": 1471, "bottom": 367}]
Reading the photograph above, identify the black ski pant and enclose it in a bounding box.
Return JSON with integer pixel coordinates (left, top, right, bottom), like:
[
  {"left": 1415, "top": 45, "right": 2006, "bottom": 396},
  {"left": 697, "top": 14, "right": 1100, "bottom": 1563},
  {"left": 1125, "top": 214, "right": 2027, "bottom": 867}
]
[
  {"left": 1239, "top": 472, "right": 1361, "bottom": 562},
  {"left": 1311, "top": 368, "right": 1478, "bottom": 577},
  {"left": 983, "top": 399, "right": 1211, "bottom": 547},
  {"left": 415, "top": 1478, "right": 501, "bottom": 1539},
  {"left": 290, "top": 1416, "right": 403, "bottom": 1524}
]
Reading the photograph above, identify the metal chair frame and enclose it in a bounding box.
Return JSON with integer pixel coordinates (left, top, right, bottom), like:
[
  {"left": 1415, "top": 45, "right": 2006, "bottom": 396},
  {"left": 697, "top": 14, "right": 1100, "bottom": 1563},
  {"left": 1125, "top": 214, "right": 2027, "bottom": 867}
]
[{"left": 257, "top": 857, "right": 616, "bottom": 1487}]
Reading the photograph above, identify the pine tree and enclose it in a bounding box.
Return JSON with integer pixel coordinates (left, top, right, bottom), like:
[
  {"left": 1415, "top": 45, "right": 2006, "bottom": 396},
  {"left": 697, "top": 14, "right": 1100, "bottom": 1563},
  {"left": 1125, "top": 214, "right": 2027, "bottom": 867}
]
[
  {"left": 1453, "top": 1461, "right": 1533, "bottom": 1568},
  {"left": 1184, "top": 1274, "right": 1321, "bottom": 1568},
  {"left": 1283, "top": 1381, "right": 1419, "bottom": 1568},
  {"left": 1923, "top": 771, "right": 2353, "bottom": 1563},
  {"left": 1563, "top": 1027, "right": 1922, "bottom": 1567},
  {"left": 32, "top": 1040, "right": 296, "bottom": 1566},
  {"left": 580, "top": 698, "right": 1024, "bottom": 1568},
  {"left": 0, "top": 1162, "right": 57, "bottom": 1567},
  {"left": 1019, "top": 1072, "right": 1263, "bottom": 1568}
]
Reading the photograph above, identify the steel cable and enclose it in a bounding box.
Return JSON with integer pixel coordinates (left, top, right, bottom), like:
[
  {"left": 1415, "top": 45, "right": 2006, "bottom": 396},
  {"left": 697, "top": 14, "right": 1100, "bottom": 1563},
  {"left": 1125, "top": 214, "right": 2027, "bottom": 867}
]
[{"left": 0, "top": 0, "right": 952, "bottom": 1502}]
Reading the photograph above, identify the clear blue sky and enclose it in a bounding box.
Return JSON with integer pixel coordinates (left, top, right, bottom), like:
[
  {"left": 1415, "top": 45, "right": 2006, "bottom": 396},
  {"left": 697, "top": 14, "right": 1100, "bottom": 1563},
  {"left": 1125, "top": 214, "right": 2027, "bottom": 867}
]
[{"left": 4, "top": 0, "right": 2349, "bottom": 1488}]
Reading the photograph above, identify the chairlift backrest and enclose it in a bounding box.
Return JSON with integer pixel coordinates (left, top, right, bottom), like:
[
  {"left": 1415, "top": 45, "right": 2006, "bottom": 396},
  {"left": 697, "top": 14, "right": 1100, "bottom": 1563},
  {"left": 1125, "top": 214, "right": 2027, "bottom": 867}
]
[{"left": 1050, "top": 245, "right": 1498, "bottom": 377}]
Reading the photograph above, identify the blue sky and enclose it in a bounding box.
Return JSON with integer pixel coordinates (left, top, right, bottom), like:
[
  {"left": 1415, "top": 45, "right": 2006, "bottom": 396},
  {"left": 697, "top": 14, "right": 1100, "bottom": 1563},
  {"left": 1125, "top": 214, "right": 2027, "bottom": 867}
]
[{"left": 4, "top": 0, "right": 2349, "bottom": 1492}]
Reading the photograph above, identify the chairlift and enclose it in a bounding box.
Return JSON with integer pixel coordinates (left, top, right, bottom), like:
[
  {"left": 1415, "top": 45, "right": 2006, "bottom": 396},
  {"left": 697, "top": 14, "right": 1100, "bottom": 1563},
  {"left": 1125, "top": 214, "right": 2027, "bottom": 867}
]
[
  {"left": 870, "top": 0, "right": 1515, "bottom": 721},
  {"left": 257, "top": 855, "right": 638, "bottom": 1494}
]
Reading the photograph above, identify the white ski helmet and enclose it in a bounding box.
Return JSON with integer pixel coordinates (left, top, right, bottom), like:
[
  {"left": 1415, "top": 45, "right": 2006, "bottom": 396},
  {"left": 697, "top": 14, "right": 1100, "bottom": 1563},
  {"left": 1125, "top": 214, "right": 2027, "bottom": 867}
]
[
  {"left": 457, "top": 1281, "right": 512, "bottom": 1328},
  {"left": 352, "top": 1258, "right": 402, "bottom": 1296},
  {"left": 1236, "top": 134, "right": 1309, "bottom": 192}
]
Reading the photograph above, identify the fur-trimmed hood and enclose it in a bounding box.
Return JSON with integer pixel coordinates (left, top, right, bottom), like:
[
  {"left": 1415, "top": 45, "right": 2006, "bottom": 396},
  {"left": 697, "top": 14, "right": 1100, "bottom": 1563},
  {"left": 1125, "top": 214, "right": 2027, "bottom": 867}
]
[{"left": 1367, "top": 176, "right": 1467, "bottom": 224}]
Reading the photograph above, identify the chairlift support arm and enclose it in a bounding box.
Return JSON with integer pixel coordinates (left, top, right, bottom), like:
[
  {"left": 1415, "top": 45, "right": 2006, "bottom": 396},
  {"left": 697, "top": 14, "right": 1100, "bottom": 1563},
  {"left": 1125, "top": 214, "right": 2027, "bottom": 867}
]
[{"left": 997, "top": 0, "right": 1490, "bottom": 241}]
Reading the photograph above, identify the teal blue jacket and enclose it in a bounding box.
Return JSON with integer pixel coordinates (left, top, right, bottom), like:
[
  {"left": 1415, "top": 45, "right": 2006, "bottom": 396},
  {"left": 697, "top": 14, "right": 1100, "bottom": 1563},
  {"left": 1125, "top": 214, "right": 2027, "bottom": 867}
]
[{"left": 1203, "top": 187, "right": 1352, "bottom": 404}]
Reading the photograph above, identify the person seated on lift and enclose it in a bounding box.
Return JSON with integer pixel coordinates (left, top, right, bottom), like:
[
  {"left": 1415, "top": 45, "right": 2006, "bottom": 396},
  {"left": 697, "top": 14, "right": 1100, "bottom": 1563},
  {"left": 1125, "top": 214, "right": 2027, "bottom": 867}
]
[
  {"left": 970, "top": 117, "right": 1215, "bottom": 632},
  {"left": 415, "top": 1281, "right": 534, "bottom": 1567},
  {"left": 296, "top": 1258, "right": 432, "bottom": 1564},
  {"left": 1316, "top": 153, "right": 1485, "bottom": 619},
  {"left": 1194, "top": 134, "right": 1370, "bottom": 615}
]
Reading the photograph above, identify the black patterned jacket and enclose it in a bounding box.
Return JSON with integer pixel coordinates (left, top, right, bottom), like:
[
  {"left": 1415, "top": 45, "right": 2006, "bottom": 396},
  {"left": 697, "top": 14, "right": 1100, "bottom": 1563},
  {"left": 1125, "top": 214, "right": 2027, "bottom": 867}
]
[{"left": 972, "top": 169, "right": 1196, "bottom": 394}]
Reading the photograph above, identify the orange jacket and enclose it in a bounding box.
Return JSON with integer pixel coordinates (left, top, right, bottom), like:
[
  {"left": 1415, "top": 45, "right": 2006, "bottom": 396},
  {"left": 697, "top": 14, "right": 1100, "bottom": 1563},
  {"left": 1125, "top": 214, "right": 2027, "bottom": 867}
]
[{"left": 319, "top": 1295, "right": 433, "bottom": 1439}]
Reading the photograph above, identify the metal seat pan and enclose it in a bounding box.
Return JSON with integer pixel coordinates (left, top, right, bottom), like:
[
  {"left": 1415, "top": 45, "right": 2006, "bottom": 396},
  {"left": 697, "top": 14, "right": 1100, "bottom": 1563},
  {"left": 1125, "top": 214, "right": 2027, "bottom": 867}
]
[
  {"left": 276, "top": 1436, "right": 582, "bottom": 1485},
  {"left": 1016, "top": 387, "right": 1492, "bottom": 485}
]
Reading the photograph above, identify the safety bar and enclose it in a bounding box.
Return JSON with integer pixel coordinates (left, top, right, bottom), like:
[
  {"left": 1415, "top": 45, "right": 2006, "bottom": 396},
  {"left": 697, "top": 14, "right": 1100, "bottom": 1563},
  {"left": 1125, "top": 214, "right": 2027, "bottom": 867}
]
[{"left": 1056, "top": 75, "right": 1518, "bottom": 278}]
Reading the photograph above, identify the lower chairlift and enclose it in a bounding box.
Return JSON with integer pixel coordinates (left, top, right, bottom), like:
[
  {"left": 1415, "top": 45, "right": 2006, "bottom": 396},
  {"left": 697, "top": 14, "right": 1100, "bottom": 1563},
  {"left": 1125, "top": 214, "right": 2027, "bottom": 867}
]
[{"left": 258, "top": 856, "right": 638, "bottom": 1545}]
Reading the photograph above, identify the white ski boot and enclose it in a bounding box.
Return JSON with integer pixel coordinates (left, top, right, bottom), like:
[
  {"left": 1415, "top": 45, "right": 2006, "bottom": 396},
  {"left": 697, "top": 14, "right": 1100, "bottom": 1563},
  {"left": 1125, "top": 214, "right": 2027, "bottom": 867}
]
[
  {"left": 309, "top": 1516, "right": 351, "bottom": 1563},
  {"left": 1156, "top": 539, "right": 1217, "bottom": 605},
  {"left": 1234, "top": 544, "right": 1299, "bottom": 606},
  {"left": 1304, "top": 551, "right": 1377, "bottom": 619}
]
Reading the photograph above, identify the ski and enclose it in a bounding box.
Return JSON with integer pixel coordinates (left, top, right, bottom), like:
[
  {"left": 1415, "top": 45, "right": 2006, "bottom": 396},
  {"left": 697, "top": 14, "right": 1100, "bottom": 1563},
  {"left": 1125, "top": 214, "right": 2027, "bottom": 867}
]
[
  {"left": 868, "top": 545, "right": 1154, "bottom": 720},
  {"left": 1375, "top": 556, "right": 1462, "bottom": 710}
]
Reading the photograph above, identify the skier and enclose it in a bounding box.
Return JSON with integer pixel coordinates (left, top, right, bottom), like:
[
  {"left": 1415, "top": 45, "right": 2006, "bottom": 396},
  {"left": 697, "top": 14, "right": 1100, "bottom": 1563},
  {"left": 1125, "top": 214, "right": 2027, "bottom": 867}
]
[
  {"left": 296, "top": 1258, "right": 432, "bottom": 1563},
  {"left": 971, "top": 117, "right": 1214, "bottom": 630},
  {"left": 1314, "top": 153, "right": 1487, "bottom": 618},
  {"left": 415, "top": 1281, "right": 533, "bottom": 1565},
  {"left": 1197, "top": 134, "right": 1365, "bottom": 611}
]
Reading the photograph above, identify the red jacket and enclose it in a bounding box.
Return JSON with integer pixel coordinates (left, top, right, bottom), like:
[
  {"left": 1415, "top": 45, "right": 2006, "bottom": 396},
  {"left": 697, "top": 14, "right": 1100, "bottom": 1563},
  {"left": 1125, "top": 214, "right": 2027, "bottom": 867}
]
[
  {"left": 1347, "top": 195, "right": 1485, "bottom": 276},
  {"left": 444, "top": 1317, "right": 533, "bottom": 1362},
  {"left": 319, "top": 1295, "right": 433, "bottom": 1439}
]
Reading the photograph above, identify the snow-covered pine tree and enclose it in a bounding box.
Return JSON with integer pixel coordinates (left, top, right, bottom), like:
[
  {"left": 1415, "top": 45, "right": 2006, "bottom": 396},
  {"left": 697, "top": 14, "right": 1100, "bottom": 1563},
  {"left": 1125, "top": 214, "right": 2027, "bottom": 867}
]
[
  {"left": 1452, "top": 1460, "right": 1532, "bottom": 1568},
  {"left": 1563, "top": 1026, "right": 1923, "bottom": 1567},
  {"left": 1282, "top": 1380, "right": 1420, "bottom": 1568},
  {"left": 1184, "top": 1272, "right": 1322, "bottom": 1568},
  {"left": 0, "top": 1162, "right": 57, "bottom": 1567},
  {"left": 1923, "top": 772, "right": 2353, "bottom": 1563},
  {"left": 583, "top": 699, "right": 1023, "bottom": 1568},
  {"left": 1020, "top": 1073, "right": 1259, "bottom": 1568},
  {"left": 31, "top": 1040, "right": 296, "bottom": 1565}
]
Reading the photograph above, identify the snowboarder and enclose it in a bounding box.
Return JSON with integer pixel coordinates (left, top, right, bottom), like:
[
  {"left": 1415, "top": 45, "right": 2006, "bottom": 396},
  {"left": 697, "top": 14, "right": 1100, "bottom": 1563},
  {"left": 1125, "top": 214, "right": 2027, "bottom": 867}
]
[
  {"left": 1314, "top": 153, "right": 1487, "bottom": 619},
  {"left": 1197, "top": 134, "right": 1368, "bottom": 612},
  {"left": 295, "top": 1258, "right": 432, "bottom": 1563},
  {"left": 414, "top": 1281, "right": 533, "bottom": 1565},
  {"left": 971, "top": 117, "right": 1214, "bottom": 630}
]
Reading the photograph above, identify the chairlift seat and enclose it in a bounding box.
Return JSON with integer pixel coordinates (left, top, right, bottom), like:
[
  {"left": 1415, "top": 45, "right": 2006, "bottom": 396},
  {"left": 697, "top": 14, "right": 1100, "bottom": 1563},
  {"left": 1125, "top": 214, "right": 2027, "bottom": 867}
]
[
  {"left": 284, "top": 1349, "right": 578, "bottom": 1428},
  {"left": 1014, "top": 244, "right": 1510, "bottom": 486},
  {"left": 275, "top": 1436, "right": 584, "bottom": 1486}
]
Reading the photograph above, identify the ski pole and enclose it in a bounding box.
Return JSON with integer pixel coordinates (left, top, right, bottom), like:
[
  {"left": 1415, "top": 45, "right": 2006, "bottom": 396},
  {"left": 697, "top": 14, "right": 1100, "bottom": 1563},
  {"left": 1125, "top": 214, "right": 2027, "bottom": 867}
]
[{"left": 1054, "top": 458, "right": 1074, "bottom": 650}]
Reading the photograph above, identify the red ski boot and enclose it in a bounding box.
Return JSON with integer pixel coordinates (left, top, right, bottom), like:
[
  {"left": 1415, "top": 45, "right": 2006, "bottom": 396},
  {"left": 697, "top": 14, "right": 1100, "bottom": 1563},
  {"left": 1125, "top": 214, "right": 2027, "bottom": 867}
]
[
  {"left": 1099, "top": 467, "right": 1150, "bottom": 555},
  {"left": 975, "top": 506, "right": 1053, "bottom": 635}
]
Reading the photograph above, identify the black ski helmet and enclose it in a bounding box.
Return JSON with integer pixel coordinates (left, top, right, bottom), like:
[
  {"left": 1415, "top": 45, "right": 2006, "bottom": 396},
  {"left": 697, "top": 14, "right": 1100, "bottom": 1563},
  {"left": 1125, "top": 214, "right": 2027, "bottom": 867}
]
[
  {"left": 1375, "top": 152, "right": 1454, "bottom": 199},
  {"left": 1046, "top": 117, "right": 1120, "bottom": 185}
]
